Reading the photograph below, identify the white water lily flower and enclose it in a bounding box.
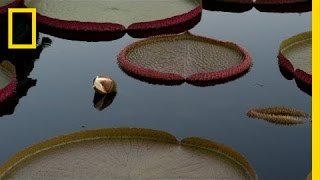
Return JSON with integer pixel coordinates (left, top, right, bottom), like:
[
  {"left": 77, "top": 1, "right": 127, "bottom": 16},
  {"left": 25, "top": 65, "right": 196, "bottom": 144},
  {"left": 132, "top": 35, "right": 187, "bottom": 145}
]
[{"left": 93, "top": 76, "right": 116, "bottom": 94}]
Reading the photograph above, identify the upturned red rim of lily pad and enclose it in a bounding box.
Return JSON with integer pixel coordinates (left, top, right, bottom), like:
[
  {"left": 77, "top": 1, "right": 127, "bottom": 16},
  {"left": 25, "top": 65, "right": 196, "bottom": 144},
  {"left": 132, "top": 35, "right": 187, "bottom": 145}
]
[
  {"left": 23, "top": 0, "right": 202, "bottom": 40},
  {"left": 278, "top": 31, "right": 311, "bottom": 89}
]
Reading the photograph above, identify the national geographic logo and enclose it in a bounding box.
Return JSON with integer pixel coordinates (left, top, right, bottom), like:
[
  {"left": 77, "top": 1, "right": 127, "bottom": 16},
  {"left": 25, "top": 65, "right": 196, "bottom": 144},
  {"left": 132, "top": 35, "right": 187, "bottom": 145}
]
[{"left": 8, "top": 8, "right": 36, "bottom": 49}]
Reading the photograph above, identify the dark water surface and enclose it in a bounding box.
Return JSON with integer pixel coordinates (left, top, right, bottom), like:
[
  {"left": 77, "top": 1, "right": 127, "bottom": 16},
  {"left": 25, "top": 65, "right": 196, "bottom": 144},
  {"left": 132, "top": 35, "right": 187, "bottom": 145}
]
[{"left": 0, "top": 9, "right": 311, "bottom": 180}]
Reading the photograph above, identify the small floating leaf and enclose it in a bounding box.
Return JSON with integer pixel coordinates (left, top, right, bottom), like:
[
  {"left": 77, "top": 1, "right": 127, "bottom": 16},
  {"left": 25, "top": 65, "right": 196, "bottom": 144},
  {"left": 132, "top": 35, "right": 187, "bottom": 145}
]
[{"left": 247, "top": 106, "right": 310, "bottom": 125}]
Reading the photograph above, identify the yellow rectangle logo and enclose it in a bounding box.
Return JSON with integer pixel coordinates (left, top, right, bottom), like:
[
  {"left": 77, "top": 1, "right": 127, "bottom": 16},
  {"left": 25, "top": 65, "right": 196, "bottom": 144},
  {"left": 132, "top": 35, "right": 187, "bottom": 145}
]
[{"left": 8, "top": 8, "right": 37, "bottom": 49}]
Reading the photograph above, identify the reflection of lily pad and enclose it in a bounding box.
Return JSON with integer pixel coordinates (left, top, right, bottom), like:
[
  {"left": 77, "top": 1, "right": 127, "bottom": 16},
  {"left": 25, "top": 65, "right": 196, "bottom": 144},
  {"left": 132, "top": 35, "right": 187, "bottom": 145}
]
[
  {"left": 0, "top": 78, "right": 36, "bottom": 117},
  {"left": 206, "top": 0, "right": 253, "bottom": 3},
  {"left": 0, "top": 0, "right": 22, "bottom": 15},
  {"left": 0, "top": 13, "right": 52, "bottom": 116},
  {"left": 118, "top": 32, "right": 251, "bottom": 86},
  {"left": 278, "top": 31, "right": 311, "bottom": 94},
  {"left": 247, "top": 107, "right": 309, "bottom": 125},
  {"left": 203, "top": 0, "right": 253, "bottom": 12},
  {"left": 255, "top": 0, "right": 309, "bottom": 4},
  {"left": 24, "top": 0, "right": 202, "bottom": 41},
  {"left": 255, "top": 0, "right": 311, "bottom": 13},
  {"left": 0, "top": 61, "right": 16, "bottom": 102},
  {"left": 0, "top": 128, "right": 257, "bottom": 180}
]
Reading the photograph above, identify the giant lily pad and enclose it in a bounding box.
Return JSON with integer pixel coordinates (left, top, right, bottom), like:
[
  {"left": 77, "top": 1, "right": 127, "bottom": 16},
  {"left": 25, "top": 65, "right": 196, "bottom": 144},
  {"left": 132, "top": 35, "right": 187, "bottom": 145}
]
[
  {"left": 0, "top": 128, "right": 257, "bottom": 179},
  {"left": 0, "top": 61, "right": 16, "bottom": 102},
  {"left": 247, "top": 106, "right": 310, "bottom": 125},
  {"left": 118, "top": 32, "right": 252, "bottom": 86},
  {"left": 278, "top": 31, "right": 311, "bottom": 94},
  {"left": 0, "top": 0, "right": 22, "bottom": 15},
  {"left": 24, "top": 0, "right": 202, "bottom": 41}
]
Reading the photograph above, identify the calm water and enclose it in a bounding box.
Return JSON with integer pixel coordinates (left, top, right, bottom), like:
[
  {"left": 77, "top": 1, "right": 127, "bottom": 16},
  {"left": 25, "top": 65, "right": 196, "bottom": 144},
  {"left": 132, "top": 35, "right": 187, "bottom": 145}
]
[{"left": 0, "top": 8, "right": 311, "bottom": 180}]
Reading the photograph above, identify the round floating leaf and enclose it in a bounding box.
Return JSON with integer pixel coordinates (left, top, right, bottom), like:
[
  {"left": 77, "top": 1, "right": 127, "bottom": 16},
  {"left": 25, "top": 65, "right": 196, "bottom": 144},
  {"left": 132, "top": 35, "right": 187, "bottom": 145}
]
[
  {"left": 0, "top": 128, "right": 257, "bottom": 180},
  {"left": 247, "top": 106, "right": 310, "bottom": 125},
  {"left": 118, "top": 32, "right": 252, "bottom": 86},
  {"left": 0, "top": 61, "right": 17, "bottom": 102},
  {"left": 278, "top": 31, "right": 311, "bottom": 94},
  {"left": 24, "top": 0, "right": 202, "bottom": 40}
]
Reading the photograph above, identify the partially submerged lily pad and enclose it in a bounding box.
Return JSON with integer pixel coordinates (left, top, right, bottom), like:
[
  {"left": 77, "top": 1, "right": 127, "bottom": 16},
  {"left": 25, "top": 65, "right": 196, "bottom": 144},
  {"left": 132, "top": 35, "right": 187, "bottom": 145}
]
[
  {"left": 0, "top": 61, "right": 16, "bottom": 102},
  {"left": 118, "top": 32, "right": 252, "bottom": 86},
  {"left": 0, "top": 128, "right": 257, "bottom": 180},
  {"left": 247, "top": 106, "right": 310, "bottom": 125},
  {"left": 24, "top": 0, "right": 202, "bottom": 41},
  {"left": 278, "top": 31, "right": 311, "bottom": 94}
]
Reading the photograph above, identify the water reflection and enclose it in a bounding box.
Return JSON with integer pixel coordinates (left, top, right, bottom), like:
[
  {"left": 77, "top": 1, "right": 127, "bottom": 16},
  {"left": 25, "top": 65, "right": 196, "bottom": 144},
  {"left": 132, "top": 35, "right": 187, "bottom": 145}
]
[
  {"left": 202, "top": 0, "right": 311, "bottom": 13},
  {"left": 38, "top": 24, "right": 126, "bottom": 42},
  {"left": 278, "top": 64, "right": 311, "bottom": 96},
  {"left": 202, "top": 0, "right": 253, "bottom": 13},
  {"left": 0, "top": 15, "right": 52, "bottom": 117},
  {"left": 93, "top": 92, "right": 117, "bottom": 111},
  {"left": 255, "top": 1, "right": 311, "bottom": 13}
]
